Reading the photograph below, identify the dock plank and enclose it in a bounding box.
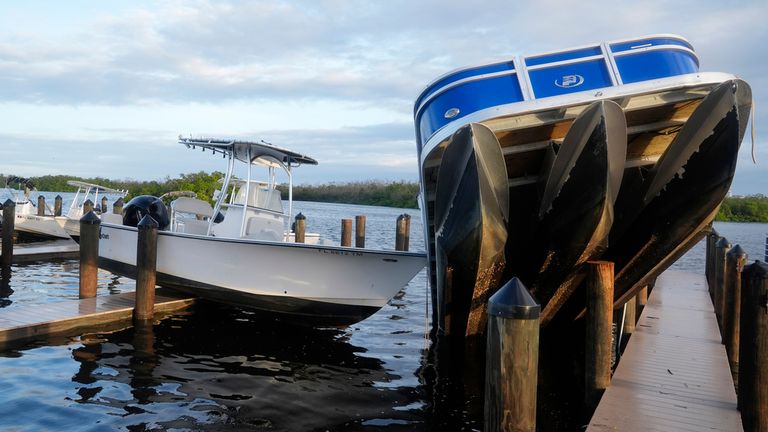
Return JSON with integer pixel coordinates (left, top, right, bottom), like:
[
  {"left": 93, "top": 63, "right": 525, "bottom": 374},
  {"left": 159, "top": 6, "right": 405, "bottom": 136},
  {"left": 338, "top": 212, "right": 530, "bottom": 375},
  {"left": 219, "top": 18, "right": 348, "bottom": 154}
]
[
  {"left": 587, "top": 269, "right": 742, "bottom": 431},
  {"left": 0, "top": 288, "right": 195, "bottom": 345},
  {"left": 0, "top": 239, "right": 79, "bottom": 263}
]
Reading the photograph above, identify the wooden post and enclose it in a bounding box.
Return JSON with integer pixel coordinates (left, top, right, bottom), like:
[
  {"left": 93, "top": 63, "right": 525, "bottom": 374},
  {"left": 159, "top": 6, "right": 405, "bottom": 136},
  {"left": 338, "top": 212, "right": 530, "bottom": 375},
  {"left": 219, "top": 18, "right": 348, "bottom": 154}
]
[
  {"left": 82, "top": 199, "right": 94, "bottom": 215},
  {"left": 78, "top": 211, "right": 101, "bottom": 298},
  {"left": 355, "top": 215, "right": 366, "bottom": 248},
  {"left": 636, "top": 286, "right": 648, "bottom": 321},
  {"left": 395, "top": 214, "right": 411, "bottom": 251},
  {"left": 113, "top": 197, "right": 124, "bottom": 215},
  {"left": 585, "top": 260, "right": 614, "bottom": 411},
  {"left": 706, "top": 231, "right": 717, "bottom": 297},
  {"left": 341, "top": 218, "right": 352, "bottom": 247},
  {"left": 37, "top": 195, "right": 46, "bottom": 216},
  {"left": 294, "top": 213, "right": 305, "bottom": 243},
  {"left": 622, "top": 299, "right": 636, "bottom": 348},
  {"left": 134, "top": 215, "right": 158, "bottom": 322},
  {"left": 1, "top": 199, "right": 15, "bottom": 267},
  {"left": 101, "top": 196, "right": 108, "bottom": 214},
  {"left": 738, "top": 261, "right": 768, "bottom": 431},
  {"left": 724, "top": 245, "right": 747, "bottom": 378},
  {"left": 714, "top": 237, "right": 731, "bottom": 330},
  {"left": 485, "top": 277, "right": 540, "bottom": 432},
  {"left": 54, "top": 195, "right": 63, "bottom": 217}
]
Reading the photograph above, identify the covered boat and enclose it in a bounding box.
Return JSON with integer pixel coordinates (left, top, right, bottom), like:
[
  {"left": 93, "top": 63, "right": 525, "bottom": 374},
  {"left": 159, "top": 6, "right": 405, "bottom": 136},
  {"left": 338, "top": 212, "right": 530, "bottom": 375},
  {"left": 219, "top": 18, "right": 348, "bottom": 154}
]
[
  {"left": 414, "top": 34, "right": 752, "bottom": 336},
  {"left": 98, "top": 137, "right": 426, "bottom": 326}
]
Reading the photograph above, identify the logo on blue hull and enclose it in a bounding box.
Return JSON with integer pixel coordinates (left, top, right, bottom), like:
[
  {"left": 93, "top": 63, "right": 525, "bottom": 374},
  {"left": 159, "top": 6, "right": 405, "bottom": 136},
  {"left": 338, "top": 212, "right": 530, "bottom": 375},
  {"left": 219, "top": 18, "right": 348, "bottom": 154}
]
[{"left": 554, "top": 74, "right": 585, "bottom": 88}]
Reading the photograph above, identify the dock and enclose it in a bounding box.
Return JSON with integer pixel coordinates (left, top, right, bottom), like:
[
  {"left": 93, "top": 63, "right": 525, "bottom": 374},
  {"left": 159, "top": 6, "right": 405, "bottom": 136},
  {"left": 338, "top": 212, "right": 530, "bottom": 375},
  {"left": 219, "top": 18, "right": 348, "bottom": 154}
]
[
  {"left": 0, "top": 239, "right": 79, "bottom": 263},
  {"left": 0, "top": 288, "right": 195, "bottom": 346},
  {"left": 587, "top": 269, "right": 742, "bottom": 431}
]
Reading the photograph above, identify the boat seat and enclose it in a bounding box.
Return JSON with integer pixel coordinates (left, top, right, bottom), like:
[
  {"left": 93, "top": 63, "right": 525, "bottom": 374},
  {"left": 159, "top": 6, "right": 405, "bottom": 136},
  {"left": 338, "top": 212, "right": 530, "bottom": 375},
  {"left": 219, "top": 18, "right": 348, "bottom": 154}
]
[
  {"left": 171, "top": 197, "right": 214, "bottom": 219},
  {"left": 180, "top": 219, "right": 209, "bottom": 235}
]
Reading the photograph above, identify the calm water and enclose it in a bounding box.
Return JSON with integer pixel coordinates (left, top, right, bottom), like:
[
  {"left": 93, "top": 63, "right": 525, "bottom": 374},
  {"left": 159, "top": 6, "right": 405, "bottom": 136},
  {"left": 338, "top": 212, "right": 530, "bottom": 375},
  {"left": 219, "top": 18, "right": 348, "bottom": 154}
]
[{"left": 0, "top": 202, "right": 765, "bottom": 431}]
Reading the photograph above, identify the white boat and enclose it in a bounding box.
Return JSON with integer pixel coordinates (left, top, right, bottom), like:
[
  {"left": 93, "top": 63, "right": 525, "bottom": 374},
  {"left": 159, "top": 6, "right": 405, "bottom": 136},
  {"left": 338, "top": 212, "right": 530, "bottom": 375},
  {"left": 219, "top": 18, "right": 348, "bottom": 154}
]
[
  {"left": 9, "top": 180, "right": 127, "bottom": 240},
  {"left": 98, "top": 137, "right": 426, "bottom": 325}
]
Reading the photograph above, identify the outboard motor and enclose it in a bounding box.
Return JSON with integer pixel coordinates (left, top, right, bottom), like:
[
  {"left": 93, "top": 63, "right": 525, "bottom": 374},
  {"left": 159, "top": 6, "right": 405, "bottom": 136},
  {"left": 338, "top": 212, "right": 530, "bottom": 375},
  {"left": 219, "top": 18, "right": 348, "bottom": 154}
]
[{"left": 122, "top": 195, "right": 170, "bottom": 230}]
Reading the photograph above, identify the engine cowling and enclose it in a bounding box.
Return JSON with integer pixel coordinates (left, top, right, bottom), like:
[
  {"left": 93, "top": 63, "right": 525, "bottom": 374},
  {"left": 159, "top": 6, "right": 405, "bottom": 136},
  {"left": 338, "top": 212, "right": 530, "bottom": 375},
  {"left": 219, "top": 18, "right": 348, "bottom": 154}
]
[{"left": 122, "top": 195, "right": 170, "bottom": 230}]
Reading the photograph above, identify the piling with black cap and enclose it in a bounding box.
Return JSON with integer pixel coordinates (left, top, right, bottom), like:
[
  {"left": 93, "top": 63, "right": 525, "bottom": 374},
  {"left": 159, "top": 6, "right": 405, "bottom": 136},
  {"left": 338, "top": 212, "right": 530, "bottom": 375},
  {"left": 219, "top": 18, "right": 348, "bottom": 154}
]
[
  {"left": 1, "top": 199, "right": 15, "bottom": 267},
  {"left": 723, "top": 245, "right": 747, "bottom": 377},
  {"left": 101, "top": 196, "right": 108, "bottom": 214},
  {"left": 355, "top": 215, "right": 366, "bottom": 248},
  {"left": 294, "top": 213, "right": 306, "bottom": 243},
  {"left": 738, "top": 261, "right": 768, "bottom": 431},
  {"left": 714, "top": 237, "right": 732, "bottom": 330},
  {"left": 79, "top": 211, "right": 101, "bottom": 298},
  {"left": 341, "top": 218, "right": 352, "bottom": 247},
  {"left": 134, "top": 214, "right": 158, "bottom": 322},
  {"left": 37, "top": 195, "right": 46, "bottom": 216},
  {"left": 54, "top": 195, "right": 63, "bottom": 217},
  {"left": 82, "top": 199, "right": 94, "bottom": 215},
  {"left": 113, "top": 197, "right": 124, "bottom": 215},
  {"left": 395, "top": 214, "right": 411, "bottom": 251},
  {"left": 585, "top": 260, "right": 614, "bottom": 411},
  {"left": 484, "top": 277, "right": 540, "bottom": 432}
]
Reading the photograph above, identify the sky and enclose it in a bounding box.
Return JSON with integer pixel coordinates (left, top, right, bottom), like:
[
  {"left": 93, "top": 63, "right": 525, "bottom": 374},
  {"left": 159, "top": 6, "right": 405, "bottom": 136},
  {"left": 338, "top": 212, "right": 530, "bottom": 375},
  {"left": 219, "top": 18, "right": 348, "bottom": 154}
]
[{"left": 0, "top": 0, "right": 765, "bottom": 194}]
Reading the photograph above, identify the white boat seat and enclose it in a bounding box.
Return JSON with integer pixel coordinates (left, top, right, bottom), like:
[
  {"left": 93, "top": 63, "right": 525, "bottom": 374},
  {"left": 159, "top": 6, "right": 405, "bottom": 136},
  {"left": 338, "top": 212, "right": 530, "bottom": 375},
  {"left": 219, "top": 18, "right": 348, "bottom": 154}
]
[
  {"left": 180, "top": 219, "right": 209, "bottom": 235},
  {"left": 171, "top": 197, "right": 214, "bottom": 219}
]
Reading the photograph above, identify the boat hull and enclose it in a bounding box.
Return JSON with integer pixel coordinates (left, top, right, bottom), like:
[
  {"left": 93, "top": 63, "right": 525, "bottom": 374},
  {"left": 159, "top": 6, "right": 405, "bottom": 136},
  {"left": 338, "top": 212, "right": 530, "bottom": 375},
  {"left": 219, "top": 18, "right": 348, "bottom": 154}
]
[{"left": 98, "top": 223, "right": 426, "bottom": 326}]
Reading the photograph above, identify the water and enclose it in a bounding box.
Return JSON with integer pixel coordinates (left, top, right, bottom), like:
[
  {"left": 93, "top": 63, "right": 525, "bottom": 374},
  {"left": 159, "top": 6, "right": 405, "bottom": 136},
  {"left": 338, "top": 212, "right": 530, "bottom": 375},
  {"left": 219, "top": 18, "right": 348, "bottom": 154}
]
[{"left": 0, "top": 205, "right": 765, "bottom": 431}]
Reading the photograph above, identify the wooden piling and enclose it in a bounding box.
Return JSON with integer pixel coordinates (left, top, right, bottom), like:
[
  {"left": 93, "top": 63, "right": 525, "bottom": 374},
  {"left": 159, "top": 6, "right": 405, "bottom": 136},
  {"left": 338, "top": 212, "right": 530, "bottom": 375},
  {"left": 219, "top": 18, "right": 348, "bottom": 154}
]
[
  {"left": 395, "top": 214, "right": 411, "bottom": 251},
  {"left": 37, "top": 195, "right": 46, "bottom": 216},
  {"left": 113, "top": 197, "right": 124, "bottom": 215},
  {"left": 723, "top": 245, "right": 747, "bottom": 378},
  {"left": 341, "top": 219, "right": 352, "bottom": 247},
  {"left": 78, "top": 211, "right": 101, "bottom": 299},
  {"left": 355, "top": 215, "right": 366, "bottom": 248},
  {"left": 484, "top": 277, "right": 540, "bottom": 432},
  {"left": 714, "top": 237, "right": 731, "bottom": 330},
  {"left": 54, "top": 195, "right": 63, "bottom": 217},
  {"left": 294, "top": 213, "right": 305, "bottom": 243},
  {"left": 101, "top": 196, "right": 108, "bottom": 214},
  {"left": 82, "top": 199, "right": 94, "bottom": 215},
  {"left": 636, "top": 286, "right": 648, "bottom": 321},
  {"left": 1, "top": 199, "right": 15, "bottom": 267},
  {"left": 134, "top": 215, "right": 158, "bottom": 322},
  {"left": 622, "top": 299, "right": 636, "bottom": 345},
  {"left": 738, "top": 261, "right": 768, "bottom": 431},
  {"left": 585, "top": 261, "right": 614, "bottom": 411},
  {"left": 706, "top": 230, "right": 717, "bottom": 297}
]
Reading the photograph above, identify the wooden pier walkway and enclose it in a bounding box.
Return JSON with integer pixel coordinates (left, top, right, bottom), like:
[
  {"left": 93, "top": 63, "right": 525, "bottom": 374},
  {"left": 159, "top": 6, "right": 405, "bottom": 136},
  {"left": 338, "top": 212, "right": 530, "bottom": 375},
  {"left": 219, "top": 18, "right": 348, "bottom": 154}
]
[
  {"left": 587, "top": 269, "right": 742, "bottom": 431},
  {"left": 0, "top": 239, "right": 79, "bottom": 263},
  {"left": 0, "top": 288, "right": 195, "bottom": 345}
]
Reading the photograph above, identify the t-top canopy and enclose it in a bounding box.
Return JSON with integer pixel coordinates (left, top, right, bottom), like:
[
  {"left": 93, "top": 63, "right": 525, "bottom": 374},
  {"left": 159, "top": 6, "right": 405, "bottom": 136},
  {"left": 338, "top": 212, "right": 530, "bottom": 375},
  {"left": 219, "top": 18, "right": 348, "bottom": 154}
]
[
  {"left": 66, "top": 180, "right": 128, "bottom": 195},
  {"left": 179, "top": 136, "right": 318, "bottom": 167}
]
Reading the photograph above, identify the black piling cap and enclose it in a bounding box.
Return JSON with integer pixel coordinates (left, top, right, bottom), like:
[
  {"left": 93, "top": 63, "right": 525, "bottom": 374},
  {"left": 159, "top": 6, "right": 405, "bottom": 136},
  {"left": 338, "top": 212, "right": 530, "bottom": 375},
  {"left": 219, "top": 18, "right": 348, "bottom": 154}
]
[
  {"left": 487, "top": 277, "right": 540, "bottom": 320},
  {"left": 745, "top": 260, "right": 768, "bottom": 280},
  {"left": 727, "top": 244, "right": 748, "bottom": 259},
  {"left": 80, "top": 210, "right": 101, "bottom": 225},
  {"left": 114, "top": 197, "right": 124, "bottom": 205},
  {"left": 3, "top": 198, "right": 15, "bottom": 208},
  {"left": 716, "top": 237, "right": 731, "bottom": 248},
  {"left": 295, "top": 212, "right": 306, "bottom": 221},
  {"left": 137, "top": 214, "right": 159, "bottom": 229}
]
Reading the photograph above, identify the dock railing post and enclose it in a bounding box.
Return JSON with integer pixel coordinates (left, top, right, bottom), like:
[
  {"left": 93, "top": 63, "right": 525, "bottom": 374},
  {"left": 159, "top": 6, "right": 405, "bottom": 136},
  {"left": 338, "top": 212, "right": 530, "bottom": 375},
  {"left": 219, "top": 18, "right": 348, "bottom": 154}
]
[
  {"left": 395, "top": 214, "right": 411, "bottom": 251},
  {"left": 294, "top": 213, "right": 305, "bottom": 243},
  {"left": 714, "top": 237, "right": 732, "bottom": 331},
  {"left": 341, "top": 218, "right": 352, "bottom": 247},
  {"left": 37, "top": 195, "right": 46, "bottom": 216},
  {"left": 113, "top": 197, "right": 124, "bottom": 215},
  {"left": 79, "top": 211, "right": 101, "bottom": 298},
  {"left": 355, "top": 215, "right": 366, "bottom": 248},
  {"left": 484, "top": 277, "right": 540, "bottom": 432},
  {"left": 1, "top": 199, "right": 15, "bottom": 267},
  {"left": 134, "top": 215, "right": 158, "bottom": 322},
  {"left": 54, "top": 195, "right": 63, "bottom": 217},
  {"left": 738, "top": 261, "right": 768, "bottom": 431},
  {"left": 585, "top": 261, "right": 614, "bottom": 411},
  {"left": 82, "top": 199, "right": 94, "bottom": 215},
  {"left": 724, "top": 245, "right": 747, "bottom": 379}
]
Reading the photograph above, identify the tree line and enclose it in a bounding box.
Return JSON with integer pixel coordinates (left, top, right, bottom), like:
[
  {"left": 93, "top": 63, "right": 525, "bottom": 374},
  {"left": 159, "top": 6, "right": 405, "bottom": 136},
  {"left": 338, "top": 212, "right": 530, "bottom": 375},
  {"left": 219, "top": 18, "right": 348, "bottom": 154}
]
[
  {"left": 715, "top": 194, "right": 768, "bottom": 223},
  {"left": 1, "top": 173, "right": 420, "bottom": 209}
]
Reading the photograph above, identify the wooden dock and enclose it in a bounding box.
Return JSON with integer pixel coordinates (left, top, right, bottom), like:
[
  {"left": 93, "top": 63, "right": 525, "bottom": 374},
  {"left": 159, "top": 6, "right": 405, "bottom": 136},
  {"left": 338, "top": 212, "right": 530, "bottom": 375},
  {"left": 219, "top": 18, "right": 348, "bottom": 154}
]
[
  {"left": 0, "top": 288, "right": 195, "bottom": 345},
  {"left": 587, "top": 269, "right": 742, "bottom": 431},
  {"left": 0, "top": 239, "right": 79, "bottom": 263}
]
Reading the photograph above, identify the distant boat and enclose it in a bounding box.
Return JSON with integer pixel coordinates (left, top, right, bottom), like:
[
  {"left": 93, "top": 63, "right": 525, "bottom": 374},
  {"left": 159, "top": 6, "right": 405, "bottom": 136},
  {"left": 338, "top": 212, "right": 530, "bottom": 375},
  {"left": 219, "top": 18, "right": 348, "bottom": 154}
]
[
  {"left": 413, "top": 34, "right": 752, "bottom": 336},
  {"left": 98, "top": 137, "right": 426, "bottom": 326}
]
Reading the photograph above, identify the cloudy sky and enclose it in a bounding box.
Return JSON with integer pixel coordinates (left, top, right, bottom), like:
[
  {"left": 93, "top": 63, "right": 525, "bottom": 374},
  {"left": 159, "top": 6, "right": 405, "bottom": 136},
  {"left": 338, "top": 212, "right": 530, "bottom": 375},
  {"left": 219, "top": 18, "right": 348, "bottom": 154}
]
[{"left": 0, "top": 0, "right": 765, "bottom": 193}]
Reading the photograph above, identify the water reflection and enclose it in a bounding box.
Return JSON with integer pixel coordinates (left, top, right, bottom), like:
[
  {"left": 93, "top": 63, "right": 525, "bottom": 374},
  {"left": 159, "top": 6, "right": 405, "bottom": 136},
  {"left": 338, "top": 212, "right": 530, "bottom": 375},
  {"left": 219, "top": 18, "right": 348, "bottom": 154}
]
[{"left": 0, "top": 266, "right": 13, "bottom": 308}]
